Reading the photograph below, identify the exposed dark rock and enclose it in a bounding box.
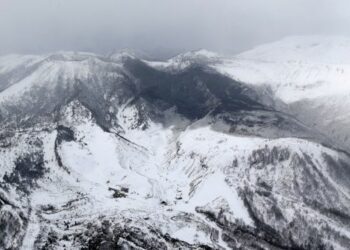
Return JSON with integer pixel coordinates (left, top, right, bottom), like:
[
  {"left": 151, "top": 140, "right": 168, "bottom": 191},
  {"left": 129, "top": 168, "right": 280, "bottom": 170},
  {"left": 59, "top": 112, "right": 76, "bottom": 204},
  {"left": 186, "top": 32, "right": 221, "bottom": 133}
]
[
  {"left": 77, "top": 219, "right": 213, "bottom": 250},
  {"left": 108, "top": 187, "right": 128, "bottom": 199},
  {"left": 3, "top": 153, "right": 46, "bottom": 193},
  {"left": 249, "top": 146, "right": 290, "bottom": 168},
  {"left": 56, "top": 125, "right": 75, "bottom": 144}
]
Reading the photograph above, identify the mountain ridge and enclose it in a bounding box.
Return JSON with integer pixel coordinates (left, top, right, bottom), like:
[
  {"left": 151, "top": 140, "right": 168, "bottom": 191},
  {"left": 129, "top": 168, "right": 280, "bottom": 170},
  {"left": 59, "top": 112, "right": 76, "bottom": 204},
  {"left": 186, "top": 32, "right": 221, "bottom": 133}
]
[{"left": 1, "top": 36, "right": 350, "bottom": 249}]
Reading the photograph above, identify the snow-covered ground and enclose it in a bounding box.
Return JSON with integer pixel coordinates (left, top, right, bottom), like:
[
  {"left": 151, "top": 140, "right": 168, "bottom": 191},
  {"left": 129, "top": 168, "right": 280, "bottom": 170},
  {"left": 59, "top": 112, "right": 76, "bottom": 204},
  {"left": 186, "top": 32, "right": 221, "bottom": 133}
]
[
  {"left": 1, "top": 36, "right": 350, "bottom": 249},
  {"left": 210, "top": 36, "right": 350, "bottom": 103}
]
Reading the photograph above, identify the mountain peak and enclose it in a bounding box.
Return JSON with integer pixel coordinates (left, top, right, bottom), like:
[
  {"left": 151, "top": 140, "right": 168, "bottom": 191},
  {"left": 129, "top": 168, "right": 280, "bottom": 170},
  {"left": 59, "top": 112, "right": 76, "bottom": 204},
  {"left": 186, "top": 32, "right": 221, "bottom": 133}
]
[
  {"left": 237, "top": 35, "right": 350, "bottom": 64},
  {"left": 170, "top": 49, "right": 220, "bottom": 62}
]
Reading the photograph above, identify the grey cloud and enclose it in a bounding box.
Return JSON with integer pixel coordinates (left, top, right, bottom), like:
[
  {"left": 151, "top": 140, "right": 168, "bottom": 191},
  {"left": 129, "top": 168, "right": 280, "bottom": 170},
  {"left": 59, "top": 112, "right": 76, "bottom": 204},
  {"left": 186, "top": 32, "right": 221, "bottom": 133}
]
[{"left": 1, "top": 0, "right": 350, "bottom": 57}]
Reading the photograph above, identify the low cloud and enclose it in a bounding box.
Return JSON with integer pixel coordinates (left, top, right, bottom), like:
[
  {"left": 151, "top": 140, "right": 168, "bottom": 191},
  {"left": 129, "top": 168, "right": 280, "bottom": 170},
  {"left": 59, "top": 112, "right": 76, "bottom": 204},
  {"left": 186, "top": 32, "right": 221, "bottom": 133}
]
[{"left": 1, "top": 0, "right": 350, "bottom": 57}]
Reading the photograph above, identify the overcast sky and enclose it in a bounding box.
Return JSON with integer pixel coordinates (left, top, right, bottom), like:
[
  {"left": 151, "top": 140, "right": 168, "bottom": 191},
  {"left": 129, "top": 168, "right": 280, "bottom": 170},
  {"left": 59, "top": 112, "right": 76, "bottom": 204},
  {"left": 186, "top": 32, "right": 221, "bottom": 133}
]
[{"left": 1, "top": 0, "right": 350, "bottom": 57}]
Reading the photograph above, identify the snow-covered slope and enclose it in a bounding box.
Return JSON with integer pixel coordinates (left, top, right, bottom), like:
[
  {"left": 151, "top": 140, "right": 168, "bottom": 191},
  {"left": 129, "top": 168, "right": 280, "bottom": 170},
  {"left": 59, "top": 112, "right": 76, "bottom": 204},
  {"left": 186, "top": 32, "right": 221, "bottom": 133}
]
[
  {"left": 144, "top": 49, "right": 221, "bottom": 71},
  {"left": 1, "top": 46, "right": 350, "bottom": 250},
  {"left": 209, "top": 36, "right": 350, "bottom": 152},
  {"left": 0, "top": 52, "right": 122, "bottom": 104},
  {"left": 237, "top": 36, "right": 350, "bottom": 64},
  {"left": 212, "top": 36, "right": 350, "bottom": 103}
]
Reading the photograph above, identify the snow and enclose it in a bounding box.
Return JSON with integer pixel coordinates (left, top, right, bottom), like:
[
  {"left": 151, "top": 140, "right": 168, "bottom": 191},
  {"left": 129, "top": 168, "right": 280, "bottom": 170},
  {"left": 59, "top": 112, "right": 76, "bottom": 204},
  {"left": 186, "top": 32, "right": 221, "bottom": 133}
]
[
  {"left": 2, "top": 101, "right": 349, "bottom": 249},
  {"left": 212, "top": 36, "right": 350, "bottom": 103},
  {"left": 20, "top": 209, "right": 40, "bottom": 250},
  {"left": 0, "top": 54, "right": 43, "bottom": 75},
  {"left": 0, "top": 61, "right": 63, "bottom": 102},
  {"left": 26, "top": 111, "right": 261, "bottom": 241},
  {"left": 237, "top": 36, "right": 350, "bottom": 64},
  {"left": 172, "top": 226, "right": 210, "bottom": 245},
  {"left": 142, "top": 36, "right": 350, "bottom": 104},
  {"left": 144, "top": 49, "right": 220, "bottom": 71},
  {"left": 26, "top": 118, "right": 346, "bottom": 248},
  {"left": 185, "top": 171, "right": 253, "bottom": 226},
  {"left": 2, "top": 36, "right": 350, "bottom": 105},
  {"left": 5, "top": 37, "right": 350, "bottom": 105},
  {"left": 1, "top": 39, "right": 350, "bottom": 248},
  {"left": 59, "top": 121, "right": 154, "bottom": 203},
  {"left": 0, "top": 52, "right": 123, "bottom": 104}
]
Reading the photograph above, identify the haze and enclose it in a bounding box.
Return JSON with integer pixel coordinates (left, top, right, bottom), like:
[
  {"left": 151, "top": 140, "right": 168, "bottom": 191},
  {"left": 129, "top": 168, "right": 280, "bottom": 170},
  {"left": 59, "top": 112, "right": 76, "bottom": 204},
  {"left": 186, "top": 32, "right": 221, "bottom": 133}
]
[{"left": 1, "top": 0, "right": 350, "bottom": 58}]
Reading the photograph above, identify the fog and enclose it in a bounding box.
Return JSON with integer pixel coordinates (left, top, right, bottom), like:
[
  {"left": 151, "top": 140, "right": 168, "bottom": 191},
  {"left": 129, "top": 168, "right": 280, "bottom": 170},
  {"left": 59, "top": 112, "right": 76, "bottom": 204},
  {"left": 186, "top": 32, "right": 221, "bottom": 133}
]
[{"left": 1, "top": 0, "right": 350, "bottom": 58}]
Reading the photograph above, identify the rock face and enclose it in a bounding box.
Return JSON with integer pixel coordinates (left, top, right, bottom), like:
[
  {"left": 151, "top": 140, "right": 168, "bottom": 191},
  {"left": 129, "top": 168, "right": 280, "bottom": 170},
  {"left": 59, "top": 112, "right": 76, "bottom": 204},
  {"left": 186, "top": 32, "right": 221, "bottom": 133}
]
[{"left": 0, "top": 45, "right": 350, "bottom": 250}]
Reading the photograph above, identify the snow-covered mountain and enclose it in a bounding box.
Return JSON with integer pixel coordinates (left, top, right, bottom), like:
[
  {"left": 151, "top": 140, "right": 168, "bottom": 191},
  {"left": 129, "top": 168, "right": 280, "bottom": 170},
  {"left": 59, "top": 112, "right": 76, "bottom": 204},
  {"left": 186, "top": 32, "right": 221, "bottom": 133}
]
[
  {"left": 1, "top": 37, "right": 350, "bottom": 250},
  {"left": 211, "top": 36, "right": 350, "bottom": 152}
]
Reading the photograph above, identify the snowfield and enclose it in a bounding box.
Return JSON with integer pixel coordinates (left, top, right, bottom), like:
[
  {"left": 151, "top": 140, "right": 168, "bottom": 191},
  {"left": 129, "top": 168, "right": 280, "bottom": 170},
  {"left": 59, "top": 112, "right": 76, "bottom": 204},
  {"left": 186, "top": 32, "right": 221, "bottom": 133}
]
[{"left": 1, "top": 36, "right": 350, "bottom": 249}]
